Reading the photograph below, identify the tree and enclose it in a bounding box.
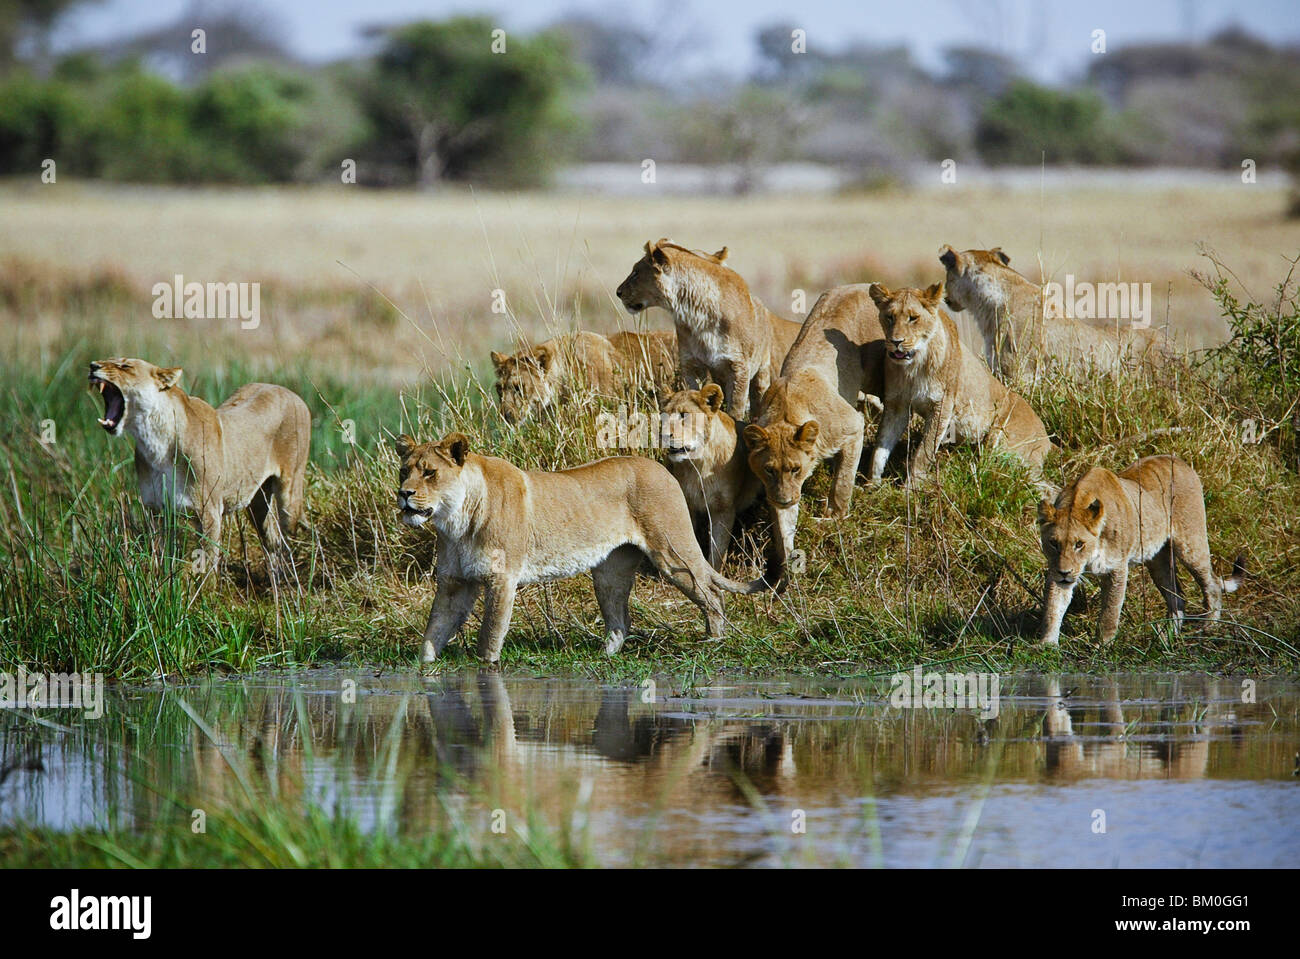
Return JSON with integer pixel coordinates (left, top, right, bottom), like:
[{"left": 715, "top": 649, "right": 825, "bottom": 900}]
[{"left": 359, "top": 17, "right": 582, "bottom": 188}]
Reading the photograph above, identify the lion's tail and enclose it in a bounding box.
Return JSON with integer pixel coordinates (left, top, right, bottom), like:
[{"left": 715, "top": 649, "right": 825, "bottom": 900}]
[
  {"left": 712, "top": 571, "right": 767, "bottom": 595},
  {"left": 1221, "top": 554, "right": 1247, "bottom": 594}
]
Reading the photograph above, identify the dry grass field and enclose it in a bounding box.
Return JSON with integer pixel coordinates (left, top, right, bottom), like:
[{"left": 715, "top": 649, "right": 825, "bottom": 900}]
[{"left": 1, "top": 181, "right": 1292, "bottom": 384}]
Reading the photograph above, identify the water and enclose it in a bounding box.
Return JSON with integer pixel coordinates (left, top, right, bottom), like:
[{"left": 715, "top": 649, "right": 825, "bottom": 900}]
[{"left": 2, "top": 671, "right": 1296, "bottom": 867}]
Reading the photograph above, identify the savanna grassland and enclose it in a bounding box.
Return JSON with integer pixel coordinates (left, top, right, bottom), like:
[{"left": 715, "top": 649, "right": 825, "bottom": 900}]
[{"left": 2, "top": 181, "right": 1298, "bottom": 683}]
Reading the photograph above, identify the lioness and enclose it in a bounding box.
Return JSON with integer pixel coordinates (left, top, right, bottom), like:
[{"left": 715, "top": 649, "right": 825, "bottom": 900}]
[
  {"left": 491, "top": 329, "right": 677, "bottom": 425},
  {"left": 616, "top": 240, "right": 795, "bottom": 420},
  {"left": 394, "top": 432, "right": 760, "bottom": 662},
  {"left": 661, "top": 384, "right": 761, "bottom": 565},
  {"left": 744, "top": 284, "right": 887, "bottom": 588},
  {"left": 868, "top": 283, "right": 1051, "bottom": 486},
  {"left": 88, "top": 357, "right": 310, "bottom": 576},
  {"left": 939, "top": 245, "right": 1160, "bottom": 379},
  {"left": 1037, "top": 454, "right": 1243, "bottom": 645}
]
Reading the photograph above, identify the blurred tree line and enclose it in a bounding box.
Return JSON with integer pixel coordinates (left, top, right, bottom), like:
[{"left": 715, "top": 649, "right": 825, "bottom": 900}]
[{"left": 1, "top": 1, "right": 1298, "bottom": 198}]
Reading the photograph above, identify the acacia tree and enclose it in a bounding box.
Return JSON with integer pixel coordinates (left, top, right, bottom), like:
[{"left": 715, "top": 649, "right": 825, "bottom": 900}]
[{"left": 360, "top": 17, "right": 581, "bottom": 188}]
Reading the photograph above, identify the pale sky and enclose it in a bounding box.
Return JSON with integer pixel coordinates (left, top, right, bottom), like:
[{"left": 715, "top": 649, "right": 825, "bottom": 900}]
[{"left": 53, "top": 0, "right": 1300, "bottom": 83}]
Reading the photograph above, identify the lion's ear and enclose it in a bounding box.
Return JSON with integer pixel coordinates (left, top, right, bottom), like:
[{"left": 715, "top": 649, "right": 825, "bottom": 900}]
[
  {"left": 490, "top": 350, "right": 509, "bottom": 372},
  {"left": 743, "top": 424, "right": 769, "bottom": 451},
  {"left": 869, "top": 283, "right": 892, "bottom": 309},
  {"left": 394, "top": 433, "right": 416, "bottom": 458},
  {"left": 1085, "top": 497, "right": 1104, "bottom": 527},
  {"left": 533, "top": 344, "right": 556, "bottom": 372},
  {"left": 650, "top": 239, "right": 670, "bottom": 265},
  {"left": 711, "top": 247, "right": 729, "bottom": 264},
  {"left": 154, "top": 366, "right": 183, "bottom": 390},
  {"left": 794, "top": 420, "right": 820, "bottom": 449},
  {"left": 939, "top": 245, "right": 960, "bottom": 271},
  {"left": 699, "top": 383, "right": 725, "bottom": 413},
  {"left": 1037, "top": 499, "right": 1056, "bottom": 526},
  {"left": 992, "top": 247, "right": 1011, "bottom": 266},
  {"left": 441, "top": 432, "right": 471, "bottom": 466},
  {"left": 921, "top": 282, "right": 945, "bottom": 308}
]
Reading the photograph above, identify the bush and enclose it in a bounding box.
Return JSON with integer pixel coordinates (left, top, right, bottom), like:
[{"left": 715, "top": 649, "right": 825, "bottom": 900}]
[
  {"left": 1195, "top": 249, "right": 1300, "bottom": 470},
  {"left": 975, "top": 80, "right": 1123, "bottom": 165}
]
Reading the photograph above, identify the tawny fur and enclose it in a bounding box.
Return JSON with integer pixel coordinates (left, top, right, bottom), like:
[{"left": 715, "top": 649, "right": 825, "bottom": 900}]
[
  {"left": 744, "top": 283, "right": 887, "bottom": 589},
  {"left": 1037, "top": 454, "right": 1242, "bottom": 645},
  {"left": 661, "top": 384, "right": 761, "bottom": 566},
  {"left": 616, "top": 239, "right": 797, "bottom": 420},
  {"left": 394, "top": 432, "right": 760, "bottom": 663},
  {"left": 868, "top": 282, "right": 1051, "bottom": 486},
  {"left": 88, "top": 357, "right": 310, "bottom": 578},
  {"left": 939, "top": 245, "right": 1163, "bottom": 381}
]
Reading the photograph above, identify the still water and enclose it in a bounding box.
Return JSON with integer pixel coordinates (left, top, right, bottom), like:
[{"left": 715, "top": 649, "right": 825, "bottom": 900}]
[{"left": 2, "top": 671, "right": 1296, "bottom": 867}]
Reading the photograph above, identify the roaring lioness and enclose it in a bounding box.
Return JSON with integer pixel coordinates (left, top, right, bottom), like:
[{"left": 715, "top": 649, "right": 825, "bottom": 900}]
[
  {"left": 616, "top": 240, "right": 795, "bottom": 421},
  {"left": 1037, "top": 454, "right": 1243, "bottom": 645},
  {"left": 661, "top": 384, "right": 761, "bottom": 565},
  {"left": 939, "top": 245, "right": 1161, "bottom": 380},
  {"left": 394, "top": 432, "right": 760, "bottom": 662},
  {"left": 88, "top": 357, "right": 310, "bottom": 575},
  {"left": 868, "top": 283, "right": 1051, "bottom": 486},
  {"left": 491, "top": 329, "right": 677, "bottom": 425},
  {"left": 744, "top": 284, "right": 887, "bottom": 588}
]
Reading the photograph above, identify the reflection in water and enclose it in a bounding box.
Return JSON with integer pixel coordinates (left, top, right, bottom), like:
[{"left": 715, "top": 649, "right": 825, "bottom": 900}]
[{"left": 1, "top": 672, "right": 1297, "bottom": 867}]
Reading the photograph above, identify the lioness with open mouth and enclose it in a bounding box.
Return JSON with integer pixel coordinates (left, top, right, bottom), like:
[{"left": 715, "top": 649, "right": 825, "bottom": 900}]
[
  {"left": 394, "top": 432, "right": 761, "bottom": 663},
  {"left": 89, "top": 357, "right": 311, "bottom": 577}
]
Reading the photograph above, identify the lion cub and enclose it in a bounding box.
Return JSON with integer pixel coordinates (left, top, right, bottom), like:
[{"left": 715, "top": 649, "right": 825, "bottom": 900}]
[
  {"left": 616, "top": 239, "right": 794, "bottom": 421},
  {"left": 394, "top": 433, "right": 759, "bottom": 662},
  {"left": 661, "top": 384, "right": 760, "bottom": 565},
  {"left": 491, "top": 329, "right": 677, "bottom": 425},
  {"left": 868, "top": 283, "right": 1051, "bottom": 486},
  {"left": 744, "top": 284, "right": 887, "bottom": 589},
  {"left": 89, "top": 357, "right": 310, "bottom": 576},
  {"left": 1038, "top": 454, "right": 1243, "bottom": 644}
]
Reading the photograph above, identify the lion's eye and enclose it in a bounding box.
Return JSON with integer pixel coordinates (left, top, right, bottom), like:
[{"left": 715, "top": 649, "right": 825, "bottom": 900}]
[
  {"left": 423, "top": 469, "right": 436, "bottom": 479},
  {"left": 1075, "top": 541, "right": 1084, "bottom": 551},
  {"left": 788, "top": 466, "right": 798, "bottom": 474},
  {"left": 908, "top": 316, "right": 917, "bottom": 324}
]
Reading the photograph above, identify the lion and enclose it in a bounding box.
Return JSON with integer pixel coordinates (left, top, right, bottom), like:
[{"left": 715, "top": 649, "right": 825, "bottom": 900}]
[
  {"left": 939, "top": 245, "right": 1161, "bottom": 380},
  {"left": 661, "top": 383, "right": 761, "bottom": 566},
  {"left": 1037, "top": 454, "right": 1244, "bottom": 645},
  {"left": 744, "top": 284, "right": 887, "bottom": 589},
  {"left": 491, "top": 329, "right": 678, "bottom": 425},
  {"left": 616, "top": 239, "right": 797, "bottom": 420},
  {"left": 867, "top": 282, "right": 1051, "bottom": 486},
  {"left": 88, "top": 357, "right": 310, "bottom": 577},
  {"left": 394, "top": 432, "right": 761, "bottom": 662}
]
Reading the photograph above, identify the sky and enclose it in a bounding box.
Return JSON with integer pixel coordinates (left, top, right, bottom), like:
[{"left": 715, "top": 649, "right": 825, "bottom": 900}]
[{"left": 52, "top": 0, "right": 1300, "bottom": 83}]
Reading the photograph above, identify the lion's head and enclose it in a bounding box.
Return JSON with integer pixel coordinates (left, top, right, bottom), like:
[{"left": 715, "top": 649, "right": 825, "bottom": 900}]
[
  {"left": 394, "top": 432, "right": 472, "bottom": 528},
  {"left": 660, "top": 384, "right": 725, "bottom": 463},
  {"left": 490, "top": 345, "right": 560, "bottom": 425},
  {"left": 616, "top": 239, "right": 728, "bottom": 315},
  {"left": 744, "top": 419, "right": 820, "bottom": 509},
  {"left": 869, "top": 282, "right": 946, "bottom": 368},
  {"left": 1037, "top": 471, "right": 1113, "bottom": 587},
  {"left": 937, "top": 245, "right": 1013, "bottom": 313},
  {"left": 87, "top": 357, "right": 182, "bottom": 437}
]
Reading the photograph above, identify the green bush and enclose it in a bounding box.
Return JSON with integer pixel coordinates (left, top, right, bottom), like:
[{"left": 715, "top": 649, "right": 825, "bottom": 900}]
[{"left": 975, "top": 80, "right": 1123, "bottom": 165}]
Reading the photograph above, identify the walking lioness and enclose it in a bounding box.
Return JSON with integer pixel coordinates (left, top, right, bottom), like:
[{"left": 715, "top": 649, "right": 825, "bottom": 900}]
[
  {"left": 88, "top": 357, "right": 310, "bottom": 576},
  {"left": 1037, "top": 455, "right": 1244, "bottom": 645},
  {"left": 394, "top": 433, "right": 760, "bottom": 662},
  {"left": 868, "top": 282, "right": 1051, "bottom": 486}
]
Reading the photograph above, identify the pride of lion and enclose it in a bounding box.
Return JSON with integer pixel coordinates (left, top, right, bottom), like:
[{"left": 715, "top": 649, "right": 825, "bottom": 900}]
[{"left": 92, "top": 239, "right": 1243, "bottom": 660}]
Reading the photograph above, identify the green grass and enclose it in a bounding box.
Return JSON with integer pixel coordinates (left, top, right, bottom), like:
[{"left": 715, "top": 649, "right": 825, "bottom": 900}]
[{"left": 2, "top": 275, "right": 1298, "bottom": 681}]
